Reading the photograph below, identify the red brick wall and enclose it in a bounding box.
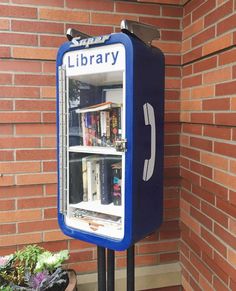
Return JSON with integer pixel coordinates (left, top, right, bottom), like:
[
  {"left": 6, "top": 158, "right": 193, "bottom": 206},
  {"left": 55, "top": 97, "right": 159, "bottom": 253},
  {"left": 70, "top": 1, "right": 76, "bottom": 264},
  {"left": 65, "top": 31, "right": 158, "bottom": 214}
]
[
  {"left": 180, "top": 0, "right": 236, "bottom": 290},
  {"left": 0, "top": 0, "right": 182, "bottom": 273}
]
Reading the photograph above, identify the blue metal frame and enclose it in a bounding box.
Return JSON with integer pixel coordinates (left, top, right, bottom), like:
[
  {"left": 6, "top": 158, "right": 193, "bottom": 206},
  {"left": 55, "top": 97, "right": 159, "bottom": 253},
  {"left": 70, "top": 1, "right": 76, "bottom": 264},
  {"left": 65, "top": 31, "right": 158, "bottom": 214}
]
[
  {"left": 56, "top": 33, "right": 135, "bottom": 250},
  {"left": 56, "top": 32, "right": 164, "bottom": 251}
]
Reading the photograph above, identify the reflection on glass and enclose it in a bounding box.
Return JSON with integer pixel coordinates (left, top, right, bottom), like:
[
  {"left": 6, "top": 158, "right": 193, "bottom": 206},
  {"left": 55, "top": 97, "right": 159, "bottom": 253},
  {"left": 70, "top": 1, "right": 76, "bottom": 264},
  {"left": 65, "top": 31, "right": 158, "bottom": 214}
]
[
  {"left": 68, "top": 153, "right": 123, "bottom": 236},
  {"left": 68, "top": 74, "right": 123, "bottom": 148},
  {"left": 66, "top": 69, "right": 124, "bottom": 239},
  {"left": 69, "top": 153, "right": 122, "bottom": 206}
]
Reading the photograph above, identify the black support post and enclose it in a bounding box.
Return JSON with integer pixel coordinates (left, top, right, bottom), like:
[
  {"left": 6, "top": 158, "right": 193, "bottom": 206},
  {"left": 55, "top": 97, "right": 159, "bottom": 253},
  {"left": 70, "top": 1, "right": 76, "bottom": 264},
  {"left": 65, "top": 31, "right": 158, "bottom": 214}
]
[
  {"left": 127, "top": 245, "right": 135, "bottom": 291},
  {"left": 97, "top": 245, "right": 135, "bottom": 291},
  {"left": 107, "top": 249, "right": 115, "bottom": 291},
  {"left": 97, "top": 246, "right": 106, "bottom": 291}
]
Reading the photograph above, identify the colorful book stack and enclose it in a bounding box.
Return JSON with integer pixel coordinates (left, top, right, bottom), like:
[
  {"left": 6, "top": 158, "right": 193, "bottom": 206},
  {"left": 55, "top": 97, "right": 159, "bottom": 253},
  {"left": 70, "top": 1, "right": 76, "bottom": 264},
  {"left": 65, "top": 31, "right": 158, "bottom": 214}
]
[
  {"left": 81, "top": 155, "right": 121, "bottom": 206},
  {"left": 76, "top": 102, "right": 122, "bottom": 147}
]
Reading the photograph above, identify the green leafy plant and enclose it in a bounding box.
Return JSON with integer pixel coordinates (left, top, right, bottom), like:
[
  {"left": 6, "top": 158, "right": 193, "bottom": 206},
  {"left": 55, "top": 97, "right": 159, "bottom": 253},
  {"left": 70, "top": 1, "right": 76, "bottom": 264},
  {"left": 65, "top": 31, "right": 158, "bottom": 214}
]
[
  {"left": 35, "top": 250, "right": 69, "bottom": 273},
  {"left": 15, "top": 245, "right": 44, "bottom": 273},
  {"left": 0, "top": 245, "right": 69, "bottom": 290},
  {"left": 0, "top": 286, "right": 12, "bottom": 291}
]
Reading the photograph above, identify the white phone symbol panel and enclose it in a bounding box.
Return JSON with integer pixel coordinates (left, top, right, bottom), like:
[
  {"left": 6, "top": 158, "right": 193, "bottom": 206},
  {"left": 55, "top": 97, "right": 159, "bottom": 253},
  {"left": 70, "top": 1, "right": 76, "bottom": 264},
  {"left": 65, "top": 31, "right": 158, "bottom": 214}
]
[{"left": 143, "top": 103, "right": 156, "bottom": 181}]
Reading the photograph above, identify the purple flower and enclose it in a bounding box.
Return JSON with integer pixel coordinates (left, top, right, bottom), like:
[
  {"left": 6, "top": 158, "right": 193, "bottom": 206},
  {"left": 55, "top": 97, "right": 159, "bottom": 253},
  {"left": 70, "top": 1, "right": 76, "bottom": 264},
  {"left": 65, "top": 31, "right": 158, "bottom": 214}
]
[
  {"left": 30, "top": 271, "right": 49, "bottom": 289},
  {"left": 0, "top": 255, "right": 12, "bottom": 268}
]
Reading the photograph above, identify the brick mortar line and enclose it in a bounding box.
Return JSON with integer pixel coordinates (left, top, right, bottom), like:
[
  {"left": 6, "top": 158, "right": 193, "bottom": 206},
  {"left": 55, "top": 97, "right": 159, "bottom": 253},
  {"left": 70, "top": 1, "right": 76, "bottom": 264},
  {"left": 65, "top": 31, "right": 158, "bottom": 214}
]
[
  {"left": 180, "top": 120, "right": 236, "bottom": 129},
  {"left": 179, "top": 145, "right": 236, "bottom": 169},
  {"left": 1, "top": 11, "right": 181, "bottom": 22},
  {"left": 181, "top": 133, "right": 235, "bottom": 146},
  {"left": 182, "top": 44, "right": 236, "bottom": 67},
  {"left": 181, "top": 70, "right": 236, "bottom": 80}
]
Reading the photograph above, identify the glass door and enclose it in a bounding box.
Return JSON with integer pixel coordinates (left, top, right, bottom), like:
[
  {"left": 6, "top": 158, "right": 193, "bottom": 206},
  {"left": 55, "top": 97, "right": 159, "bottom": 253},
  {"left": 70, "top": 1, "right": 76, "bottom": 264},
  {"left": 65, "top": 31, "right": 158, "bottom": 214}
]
[{"left": 59, "top": 44, "right": 126, "bottom": 240}]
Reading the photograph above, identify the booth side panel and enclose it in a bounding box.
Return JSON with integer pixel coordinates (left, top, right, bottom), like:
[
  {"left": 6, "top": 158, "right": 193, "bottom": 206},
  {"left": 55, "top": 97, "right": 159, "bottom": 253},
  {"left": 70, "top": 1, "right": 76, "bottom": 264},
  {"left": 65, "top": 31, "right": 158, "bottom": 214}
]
[{"left": 132, "top": 42, "right": 165, "bottom": 242}]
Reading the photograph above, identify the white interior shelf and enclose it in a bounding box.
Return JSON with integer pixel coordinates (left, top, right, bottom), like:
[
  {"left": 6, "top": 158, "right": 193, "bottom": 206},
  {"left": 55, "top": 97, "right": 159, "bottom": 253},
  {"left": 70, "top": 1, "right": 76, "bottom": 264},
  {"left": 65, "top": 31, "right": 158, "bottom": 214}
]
[
  {"left": 71, "top": 200, "right": 123, "bottom": 217},
  {"left": 69, "top": 145, "right": 122, "bottom": 156}
]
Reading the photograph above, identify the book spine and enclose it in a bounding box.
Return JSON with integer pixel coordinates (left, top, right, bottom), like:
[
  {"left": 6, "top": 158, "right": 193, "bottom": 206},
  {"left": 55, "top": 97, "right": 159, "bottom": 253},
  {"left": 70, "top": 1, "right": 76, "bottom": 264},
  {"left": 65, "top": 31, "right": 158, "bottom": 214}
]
[
  {"left": 95, "top": 162, "right": 101, "bottom": 201},
  {"left": 81, "top": 113, "right": 86, "bottom": 146},
  {"left": 118, "top": 107, "right": 122, "bottom": 140},
  {"left": 91, "top": 112, "right": 97, "bottom": 146},
  {"left": 105, "top": 111, "right": 110, "bottom": 145},
  {"left": 86, "top": 112, "right": 93, "bottom": 146},
  {"left": 100, "top": 158, "right": 112, "bottom": 205},
  {"left": 112, "top": 167, "right": 122, "bottom": 206},
  {"left": 110, "top": 108, "right": 119, "bottom": 145},
  {"left": 78, "top": 112, "right": 83, "bottom": 145},
  {"left": 100, "top": 111, "right": 106, "bottom": 146},
  {"left": 82, "top": 157, "right": 88, "bottom": 201},
  {"left": 96, "top": 112, "right": 101, "bottom": 146},
  {"left": 69, "top": 154, "right": 83, "bottom": 204},
  {"left": 87, "top": 159, "right": 97, "bottom": 201}
]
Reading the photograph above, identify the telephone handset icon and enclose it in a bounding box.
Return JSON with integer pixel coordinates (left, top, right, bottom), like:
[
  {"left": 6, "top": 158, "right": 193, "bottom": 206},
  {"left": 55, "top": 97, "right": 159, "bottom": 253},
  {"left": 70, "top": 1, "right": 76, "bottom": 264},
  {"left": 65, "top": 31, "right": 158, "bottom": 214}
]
[{"left": 143, "top": 103, "right": 156, "bottom": 181}]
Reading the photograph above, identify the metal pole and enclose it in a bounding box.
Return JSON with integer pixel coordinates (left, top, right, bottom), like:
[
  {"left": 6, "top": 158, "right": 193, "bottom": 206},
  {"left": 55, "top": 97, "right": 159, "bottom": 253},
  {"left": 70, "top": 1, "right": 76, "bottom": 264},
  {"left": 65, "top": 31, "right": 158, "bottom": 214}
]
[
  {"left": 107, "top": 249, "right": 115, "bottom": 291},
  {"left": 97, "top": 246, "right": 106, "bottom": 291},
  {"left": 127, "top": 245, "right": 135, "bottom": 291}
]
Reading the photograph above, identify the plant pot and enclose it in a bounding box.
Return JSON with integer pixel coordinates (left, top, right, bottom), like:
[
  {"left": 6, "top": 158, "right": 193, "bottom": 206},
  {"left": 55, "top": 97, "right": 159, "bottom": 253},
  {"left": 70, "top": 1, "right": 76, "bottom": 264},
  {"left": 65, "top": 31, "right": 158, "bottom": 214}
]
[
  {"left": 43, "top": 269, "right": 77, "bottom": 291},
  {"left": 66, "top": 269, "right": 77, "bottom": 291}
]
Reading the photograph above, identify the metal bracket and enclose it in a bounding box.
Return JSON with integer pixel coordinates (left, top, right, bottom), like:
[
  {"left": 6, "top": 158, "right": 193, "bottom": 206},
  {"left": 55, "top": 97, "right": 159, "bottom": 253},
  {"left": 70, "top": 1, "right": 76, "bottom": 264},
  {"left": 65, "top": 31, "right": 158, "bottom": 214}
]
[
  {"left": 66, "top": 28, "right": 90, "bottom": 41},
  {"left": 115, "top": 139, "right": 127, "bottom": 152},
  {"left": 120, "top": 19, "right": 160, "bottom": 46},
  {"left": 66, "top": 20, "right": 160, "bottom": 47}
]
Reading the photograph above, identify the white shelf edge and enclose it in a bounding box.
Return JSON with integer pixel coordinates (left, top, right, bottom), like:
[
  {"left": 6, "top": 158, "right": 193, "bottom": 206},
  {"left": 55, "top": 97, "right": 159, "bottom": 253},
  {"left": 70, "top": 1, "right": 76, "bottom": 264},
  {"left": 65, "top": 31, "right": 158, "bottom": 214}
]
[
  {"left": 69, "top": 200, "right": 123, "bottom": 217},
  {"left": 65, "top": 216, "right": 124, "bottom": 239},
  {"left": 69, "top": 145, "right": 122, "bottom": 156}
]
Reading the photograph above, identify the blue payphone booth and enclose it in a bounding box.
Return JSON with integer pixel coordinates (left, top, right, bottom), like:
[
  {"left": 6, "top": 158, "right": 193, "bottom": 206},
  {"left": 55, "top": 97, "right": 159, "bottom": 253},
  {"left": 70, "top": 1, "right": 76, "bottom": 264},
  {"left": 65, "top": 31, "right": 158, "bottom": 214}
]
[{"left": 56, "top": 21, "right": 165, "bottom": 251}]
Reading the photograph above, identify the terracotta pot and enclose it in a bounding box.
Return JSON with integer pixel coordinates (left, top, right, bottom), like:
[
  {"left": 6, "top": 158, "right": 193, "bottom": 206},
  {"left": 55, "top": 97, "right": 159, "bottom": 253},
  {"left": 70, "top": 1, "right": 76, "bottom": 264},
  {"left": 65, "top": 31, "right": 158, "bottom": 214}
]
[{"left": 66, "top": 269, "right": 77, "bottom": 291}]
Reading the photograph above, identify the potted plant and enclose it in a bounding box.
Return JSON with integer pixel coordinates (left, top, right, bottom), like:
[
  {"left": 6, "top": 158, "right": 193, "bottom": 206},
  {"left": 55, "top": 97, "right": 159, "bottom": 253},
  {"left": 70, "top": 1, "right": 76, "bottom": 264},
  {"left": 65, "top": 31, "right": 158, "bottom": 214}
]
[{"left": 0, "top": 245, "right": 76, "bottom": 291}]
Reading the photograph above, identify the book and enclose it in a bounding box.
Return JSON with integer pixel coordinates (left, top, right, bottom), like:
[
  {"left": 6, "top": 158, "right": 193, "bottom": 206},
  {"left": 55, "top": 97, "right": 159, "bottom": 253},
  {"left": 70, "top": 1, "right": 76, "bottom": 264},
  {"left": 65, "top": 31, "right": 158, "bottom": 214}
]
[
  {"left": 69, "top": 153, "right": 83, "bottom": 204},
  {"left": 100, "top": 156, "right": 120, "bottom": 205},
  {"left": 95, "top": 112, "right": 101, "bottom": 146},
  {"left": 76, "top": 101, "right": 121, "bottom": 114},
  {"left": 90, "top": 112, "right": 97, "bottom": 146},
  {"left": 111, "top": 162, "right": 122, "bottom": 206},
  {"left": 69, "top": 109, "right": 82, "bottom": 146},
  {"left": 85, "top": 112, "right": 92, "bottom": 146},
  {"left": 105, "top": 111, "right": 111, "bottom": 144},
  {"left": 110, "top": 107, "right": 122, "bottom": 145},
  {"left": 100, "top": 111, "right": 107, "bottom": 146},
  {"left": 72, "top": 208, "right": 122, "bottom": 231},
  {"left": 100, "top": 110, "right": 111, "bottom": 146},
  {"left": 73, "top": 209, "right": 121, "bottom": 223},
  {"left": 81, "top": 113, "right": 86, "bottom": 146},
  {"left": 82, "top": 156, "right": 88, "bottom": 201},
  {"left": 100, "top": 157, "right": 112, "bottom": 205},
  {"left": 82, "top": 155, "right": 100, "bottom": 202},
  {"left": 95, "top": 162, "right": 101, "bottom": 201},
  {"left": 87, "top": 157, "right": 97, "bottom": 201}
]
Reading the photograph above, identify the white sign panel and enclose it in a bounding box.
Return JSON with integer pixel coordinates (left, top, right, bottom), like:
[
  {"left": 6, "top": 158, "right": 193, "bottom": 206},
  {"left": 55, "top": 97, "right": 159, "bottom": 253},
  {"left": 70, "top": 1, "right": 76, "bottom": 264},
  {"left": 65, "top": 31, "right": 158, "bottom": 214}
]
[{"left": 63, "top": 44, "right": 125, "bottom": 76}]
